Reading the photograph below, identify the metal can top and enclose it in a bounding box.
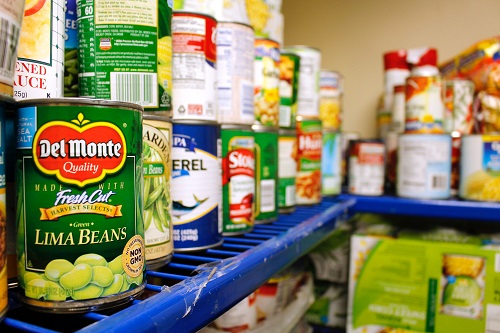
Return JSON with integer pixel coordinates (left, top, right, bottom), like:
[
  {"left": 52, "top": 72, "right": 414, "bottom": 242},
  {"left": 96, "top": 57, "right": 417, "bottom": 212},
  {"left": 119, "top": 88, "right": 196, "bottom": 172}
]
[
  {"left": 278, "top": 128, "right": 296, "bottom": 135},
  {"left": 217, "top": 21, "right": 254, "bottom": 31},
  {"left": 16, "top": 97, "right": 144, "bottom": 113},
  {"left": 251, "top": 122, "right": 279, "bottom": 133},
  {"left": 172, "top": 10, "right": 217, "bottom": 21},
  {"left": 221, "top": 123, "right": 253, "bottom": 131},
  {"left": 171, "top": 119, "right": 218, "bottom": 126},
  {"left": 0, "top": 95, "right": 15, "bottom": 106},
  {"left": 144, "top": 114, "right": 172, "bottom": 123}
]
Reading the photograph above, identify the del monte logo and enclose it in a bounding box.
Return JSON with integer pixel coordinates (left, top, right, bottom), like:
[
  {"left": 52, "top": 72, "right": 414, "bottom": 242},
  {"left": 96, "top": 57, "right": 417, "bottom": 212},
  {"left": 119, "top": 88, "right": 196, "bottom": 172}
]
[{"left": 33, "top": 113, "right": 127, "bottom": 187}]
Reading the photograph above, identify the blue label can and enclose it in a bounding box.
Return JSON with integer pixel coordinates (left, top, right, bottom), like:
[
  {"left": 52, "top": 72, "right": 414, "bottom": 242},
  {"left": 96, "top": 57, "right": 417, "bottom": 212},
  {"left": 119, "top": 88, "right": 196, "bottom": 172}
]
[{"left": 171, "top": 121, "right": 222, "bottom": 251}]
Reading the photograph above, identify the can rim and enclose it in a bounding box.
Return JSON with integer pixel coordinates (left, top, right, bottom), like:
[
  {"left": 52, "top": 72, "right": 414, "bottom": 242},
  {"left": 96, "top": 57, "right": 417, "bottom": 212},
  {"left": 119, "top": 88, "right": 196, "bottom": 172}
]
[
  {"left": 251, "top": 123, "right": 279, "bottom": 133},
  {"left": 172, "top": 119, "right": 219, "bottom": 126},
  {"left": 144, "top": 114, "right": 173, "bottom": 122},
  {"left": 217, "top": 21, "right": 254, "bottom": 31},
  {"left": 16, "top": 97, "right": 144, "bottom": 112},
  {"left": 173, "top": 10, "right": 217, "bottom": 21}
]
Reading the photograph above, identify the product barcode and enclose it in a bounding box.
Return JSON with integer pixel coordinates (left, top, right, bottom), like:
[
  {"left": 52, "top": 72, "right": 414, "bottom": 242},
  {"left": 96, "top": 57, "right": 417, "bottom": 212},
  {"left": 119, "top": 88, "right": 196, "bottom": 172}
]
[
  {"left": 241, "top": 81, "right": 254, "bottom": 115},
  {"left": 110, "top": 73, "right": 158, "bottom": 107},
  {"left": 0, "top": 17, "right": 21, "bottom": 80},
  {"left": 260, "top": 179, "right": 276, "bottom": 213},
  {"left": 431, "top": 174, "right": 447, "bottom": 190}
]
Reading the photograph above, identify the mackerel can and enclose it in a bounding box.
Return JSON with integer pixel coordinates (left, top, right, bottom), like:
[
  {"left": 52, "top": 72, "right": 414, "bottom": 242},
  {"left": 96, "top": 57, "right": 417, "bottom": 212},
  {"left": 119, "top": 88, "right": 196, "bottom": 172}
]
[
  {"left": 279, "top": 52, "right": 300, "bottom": 128},
  {"left": 0, "top": 0, "right": 24, "bottom": 97},
  {"left": 217, "top": 22, "right": 255, "bottom": 125},
  {"left": 254, "top": 38, "right": 280, "bottom": 127},
  {"left": 397, "top": 133, "right": 451, "bottom": 199},
  {"left": 14, "top": 0, "right": 65, "bottom": 100},
  {"left": 347, "top": 140, "right": 385, "bottom": 196},
  {"left": 171, "top": 121, "right": 222, "bottom": 251},
  {"left": 63, "top": 0, "right": 78, "bottom": 97},
  {"left": 319, "top": 70, "right": 343, "bottom": 131},
  {"left": 221, "top": 125, "right": 255, "bottom": 235},
  {"left": 296, "top": 116, "right": 322, "bottom": 205},
  {"left": 0, "top": 98, "right": 9, "bottom": 320},
  {"left": 278, "top": 128, "right": 297, "bottom": 213},
  {"left": 143, "top": 115, "right": 172, "bottom": 269},
  {"left": 321, "top": 130, "right": 342, "bottom": 196},
  {"left": 77, "top": 0, "right": 173, "bottom": 115},
  {"left": 172, "top": 11, "right": 217, "bottom": 121},
  {"left": 405, "top": 75, "right": 445, "bottom": 134},
  {"left": 284, "top": 46, "right": 321, "bottom": 117},
  {"left": 15, "top": 98, "right": 145, "bottom": 312},
  {"left": 252, "top": 124, "right": 278, "bottom": 224}
]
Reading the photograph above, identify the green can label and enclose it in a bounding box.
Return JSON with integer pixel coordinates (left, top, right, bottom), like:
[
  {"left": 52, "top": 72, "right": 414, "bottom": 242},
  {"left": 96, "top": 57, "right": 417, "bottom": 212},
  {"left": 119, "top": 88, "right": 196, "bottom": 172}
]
[
  {"left": 278, "top": 130, "right": 297, "bottom": 210},
  {"left": 279, "top": 53, "right": 300, "bottom": 128},
  {"left": 296, "top": 117, "right": 322, "bottom": 205},
  {"left": 253, "top": 128, "right": 278, "bottom": 223},
  {"left": 77, "top": 0, "right": 173, "bottom": 114},
  {"left": 16, "top": 102, "right": 144, "bottom": 308}
]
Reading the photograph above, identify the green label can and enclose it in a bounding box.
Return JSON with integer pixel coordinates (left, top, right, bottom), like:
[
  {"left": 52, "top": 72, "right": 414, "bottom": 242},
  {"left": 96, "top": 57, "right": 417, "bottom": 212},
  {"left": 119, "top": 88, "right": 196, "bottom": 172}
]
[
  {"left": 321, "top": 130, "right": 342, "bottom": 196},
  {"left": 221, "top": 125, "right": 255, "bottom": 235},
  {"left": 252, "top": 124, "right": 278, "bottom": 224},
  {"left": 77, "top": 0, "right": 173, "bottom": 115},
  {"left": 278, "top": 128, "right": 297, "bottom": 213},
  {"left": 279, "top": 52, "right": 300, "bottom": 128},
  {"left": 16, "top": 98, "right": 145, "bottom": 312},
  {"left": 143, "top": 115, "right": 172, "bottom": 269}
]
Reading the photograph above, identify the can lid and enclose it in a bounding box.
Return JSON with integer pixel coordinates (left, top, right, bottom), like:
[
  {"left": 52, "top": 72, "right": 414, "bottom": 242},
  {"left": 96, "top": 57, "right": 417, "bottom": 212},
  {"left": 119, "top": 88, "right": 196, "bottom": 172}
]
[{"left": 383, "top": 50, "right": 408, "bottom": 70}]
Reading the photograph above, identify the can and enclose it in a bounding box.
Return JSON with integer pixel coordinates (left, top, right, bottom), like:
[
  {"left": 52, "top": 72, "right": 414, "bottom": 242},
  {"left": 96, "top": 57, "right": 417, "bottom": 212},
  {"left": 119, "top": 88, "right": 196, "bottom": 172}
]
[
  {"left": 443, "top": 78, "right": 475, "bottom": 134},
  {"left": 14, "top": 0, "right": 65, "bottom": 100},
  {"left": 171, "top": 11, "right": 217, "bottom": 121},
  {"left": 321, "top": 130, "right": 342, "bottom": 196},
  {"left": 397, "top": 133, "right": 451, "bottom": 199},
  {"left": 341, "top": 132, "right": 360, "bottom": 187},
  {"left": 450, "top": 133, "right": 461, "bottom": 197},
  {"left": 347, "top": 140, "right": 385, "bottom": 196},
  {"left": 0, "top": 97, "right": 9, "bottom": 320},
  {"left": 254, "top": 38, "right": 280, "bottom": 127},
  {"left": 63, "top": 0, "right": 78, "bottom": 97},
  {"left": 284, "top": 46, "right": 321, "bottom": 117},
  {"left": 252, "top": 124, "right": 278, "bottom": 224},
  {"left": 404, "top": 75, "right": 445, "bottom": 134},
  {"left": 278, "top": 128, "right": 297, "bottom": 213},
  {"left": 143, "top": 115, "right": 173, "bottom": 269},
  {"left": 217, "top": 22, "right": 255, "bottom": 125},
  {"left": 459, "top": 134, "right": 500, "bottom": 202},
  {"left": 77, "top": 0, "right": 173, "bottom": 115},
  {"left": 0, "top": 0, "right": 24, "bottom": 98},
  {"left": 171, "top": 121, "right": 223, "bottom": 251},
  {"left": 319, "top": 70, "right": 343, "bottom": 131},
  {"left": 390, "top": 84, "right": 405, "bottom": 133},
  {"left": 296, "top": 116, "right": 322, "bottom": 205},
  {"left": 384, "top": 130, "right": 399, "bottom": 193},
  {"left": 221, "top": 125, "right": 255, "bottom": 235},
  {"left": 15, "top": 98, "right": 145, "bottom": 312},
  {"left": 279, "top": 52, "right": 300, "bottom": 128}
]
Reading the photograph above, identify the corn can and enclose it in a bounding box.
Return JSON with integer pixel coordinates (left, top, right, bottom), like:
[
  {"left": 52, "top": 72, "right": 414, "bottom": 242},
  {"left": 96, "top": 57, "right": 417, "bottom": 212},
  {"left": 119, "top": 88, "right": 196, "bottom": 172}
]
[
  {"left": 347, "top": 140, "right": 385, "bottom": 196},
  {"left": 279, "top": 52, "right": 300, "bottom": 128},
  {"left": 143, "top": 115, "right": 173, "bottom": 269},
  {"left": 14, "top": 0, "right": 65, "bottom": 100},
  {"left": 15, "top": 98, "right": 145, "bottom": 312},
  {"left": 319, "top": 70, "right": 343, "bottom": 131},
  {"left": 278, "top": 128, "right": 297, "bottom": 213},
  {"left": 321, "top": 130, "right": 342, "bottom": 196}
]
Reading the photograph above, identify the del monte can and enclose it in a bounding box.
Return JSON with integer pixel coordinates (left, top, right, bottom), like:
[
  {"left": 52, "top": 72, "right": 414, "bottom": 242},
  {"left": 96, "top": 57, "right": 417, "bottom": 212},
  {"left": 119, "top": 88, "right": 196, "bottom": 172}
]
[{"left": 15, "top": 98, "right": 145, "bottom": 312}]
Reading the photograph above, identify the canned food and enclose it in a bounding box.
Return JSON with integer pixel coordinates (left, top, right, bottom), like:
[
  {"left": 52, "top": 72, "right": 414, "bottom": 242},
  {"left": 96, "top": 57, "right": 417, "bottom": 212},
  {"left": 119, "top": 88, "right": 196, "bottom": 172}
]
[
  {"left": 63, "top": 0, "right": 78, "bottom": 97},
  {"left": 321, "top": 130, "right": 342, "bottom": 196},
  {"left": 279, "top": 52, "right": 300, "bottom": 128},
  {"left": 0, "top": 98, "right": 9, "bottom": 320},
  {"left": 143, "top": 115, "right": 173, "bottom": 269},
  {"left": 384, "top": 130, "right": 399, "bottom": 193},
  {"left": 172, "top": 11, "right": 217, "bottom": 121},
  {"left": 0, "top": 0, "right": 24, "bottom": 97},
  {"left": 296, "top": 116, "right": 322, "bottom": 205},
  {"left": 405, "top": 75, "right": 445, "bottom": 134},
  {"left": 348, "top": 140, "right": 385, "bottom": 196},
  {"left": 16, "top": 98, "right": 145, "bottom": 312},
  {"left": 77, "top": 0, "right": 173, "bottom": 114},
  {"left": 221, "top": 125, "right": 255, "bottom": 235},
  {"left": 284, "top": 46, "right": 321, "bottom": 117},
  {"left": 14, "top": 0, "right": 65, "bottom": 100},
  {"left": 319, "top": 70, "right": 343, "bottom": 131},
  {"left": 459, "top": 134, "right": 500, "bottom": 201},
  {"left": 341, "top": 132, "right": 360, "bottom": 187},
  {"left": 278, "top": 128, "right": 297, "bottom": 213},
  {"left": 252, "top": 124, "right": 278, "bottom": 224},
  {"left": 443, "top": 78, "right": 475, "bottom": 134},
  {"left": 171, "top": 121, "right": 222, "bottom": 251},
  {"left": 254, "top": 38, "right": 280, "bottom": 127},
  {"left": 397, "top": 133, "right": 451, "bottom": 199},
  {"left": 390, "top": 85, "right": 405, "bottom": 133},
  {"left": 217, "top": 22, "right": 255, "bottom": 125}
]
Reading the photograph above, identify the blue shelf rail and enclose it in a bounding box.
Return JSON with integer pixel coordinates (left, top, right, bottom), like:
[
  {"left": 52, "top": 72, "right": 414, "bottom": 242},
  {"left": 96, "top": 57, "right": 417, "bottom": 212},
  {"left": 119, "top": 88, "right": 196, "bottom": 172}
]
[{"left": 2, "top": 197, "right": 354, "bottom": 333}]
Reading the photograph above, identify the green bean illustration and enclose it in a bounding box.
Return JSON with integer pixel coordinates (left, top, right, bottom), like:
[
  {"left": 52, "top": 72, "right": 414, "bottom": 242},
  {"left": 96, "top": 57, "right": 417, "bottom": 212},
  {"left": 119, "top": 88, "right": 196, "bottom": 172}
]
[{"left": 64, "top": 49, "right": 79, "bottom": 97}]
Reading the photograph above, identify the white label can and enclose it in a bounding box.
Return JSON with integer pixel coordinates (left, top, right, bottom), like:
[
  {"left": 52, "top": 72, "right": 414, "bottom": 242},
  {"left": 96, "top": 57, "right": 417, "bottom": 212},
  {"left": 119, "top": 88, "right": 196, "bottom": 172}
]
[{"left": 348, "top": 140, "right": 385, "bottom": 196}]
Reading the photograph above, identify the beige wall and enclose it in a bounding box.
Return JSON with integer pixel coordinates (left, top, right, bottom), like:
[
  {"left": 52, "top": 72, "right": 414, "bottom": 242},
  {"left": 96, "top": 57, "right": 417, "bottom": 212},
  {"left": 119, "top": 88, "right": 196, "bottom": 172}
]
[{"left": 282, "top": 0, "right": 500, "bottom": 138}]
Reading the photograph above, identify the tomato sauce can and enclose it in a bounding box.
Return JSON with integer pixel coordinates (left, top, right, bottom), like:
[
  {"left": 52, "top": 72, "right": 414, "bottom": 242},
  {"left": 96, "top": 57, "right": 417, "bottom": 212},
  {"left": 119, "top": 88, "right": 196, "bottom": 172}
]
[
  {"left": 171, "top": 11, "right": 217, "bottom": 121},
  {"left": 15, "top": 98, "right": 145, "bottom": 312},
  {"left": 278, "top": 128, "right": 297, "bottom": 213},
  {"left": 459, "top": 134, "right": 500, "bottom": 202},
  {"left": 295, "top": 116, "right": 322, "bottom": 205},
  {"left": 319, "top": 70, "right": 343, "bottom": 131},
  {"left": 321, "top": 130, "right": 342, "bottom": 196},
  {"left": 347, "top": 140, "right": 385, "bottom": 196},
  {"left": 252, "top": 124, "right": 278, "bottom": 224},
  {"left": 397, "top": 133, "right": 451, "bottom": 199},
  {"left": 143, "top": 115, "right": 173, "bottom": 269},
  {"left": 0, "top": 0, "right": 24, "bottom": 98},
  {"left": 0, "top": 97, "right": 9, "bottom": 320},
  {"left": 221, "top": 125, "right": 255, "bottom": 235},
  {"left": 404, "top": 75, "right": 445, "bottom": 134},
  {"left": 14, "top": 0, "right": 65, "bottom": 100},
  {"left": 77, "top": 0, "right": 173, "bottom": 115},
  {"left": 217, "top": 22, "right": 255, "bottom": 125},
  {"left": 279, "top": 52, "right": 300, "bottom": 129},
  {"left": 171, "top": 121, "right": 222, "bottom": 251},
  {"left": 254, "top": 38, "right": 280, "bottom": 127}
]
